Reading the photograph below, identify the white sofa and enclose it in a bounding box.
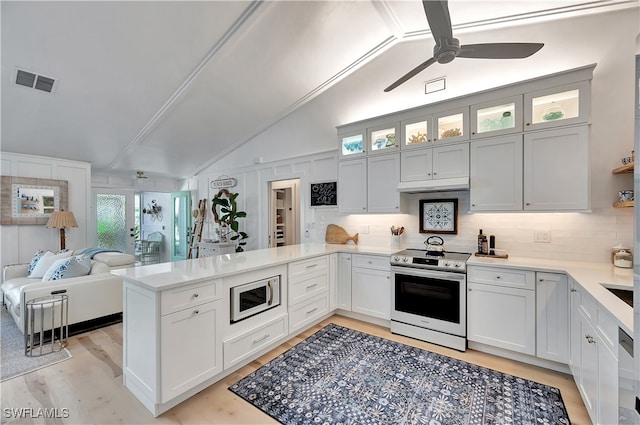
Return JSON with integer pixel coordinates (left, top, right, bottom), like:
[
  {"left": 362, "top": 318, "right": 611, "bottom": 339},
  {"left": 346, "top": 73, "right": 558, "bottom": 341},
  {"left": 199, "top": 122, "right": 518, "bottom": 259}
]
[{"left": 1, "top": 252, "right": 134, "bottom": 334}]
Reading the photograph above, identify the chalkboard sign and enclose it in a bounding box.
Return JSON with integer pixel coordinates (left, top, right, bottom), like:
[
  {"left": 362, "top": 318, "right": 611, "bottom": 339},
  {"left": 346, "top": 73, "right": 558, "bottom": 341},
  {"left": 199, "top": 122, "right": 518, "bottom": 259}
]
[{"left": 310, "top": 182, "right": 337, "bottom": 207}]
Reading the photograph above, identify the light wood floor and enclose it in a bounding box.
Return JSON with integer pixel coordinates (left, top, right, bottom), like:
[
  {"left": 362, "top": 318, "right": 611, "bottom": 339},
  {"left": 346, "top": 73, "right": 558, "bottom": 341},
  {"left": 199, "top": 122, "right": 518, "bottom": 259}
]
[{"left": 0, "top": 314, "right": 591, "bottom": 425}]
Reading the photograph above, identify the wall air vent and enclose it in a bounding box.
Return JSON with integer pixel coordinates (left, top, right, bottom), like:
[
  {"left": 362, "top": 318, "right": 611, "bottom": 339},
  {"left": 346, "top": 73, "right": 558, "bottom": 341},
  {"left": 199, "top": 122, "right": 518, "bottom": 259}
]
[{"left": 15, "top": 69, "right": 56, "bottom": 93}]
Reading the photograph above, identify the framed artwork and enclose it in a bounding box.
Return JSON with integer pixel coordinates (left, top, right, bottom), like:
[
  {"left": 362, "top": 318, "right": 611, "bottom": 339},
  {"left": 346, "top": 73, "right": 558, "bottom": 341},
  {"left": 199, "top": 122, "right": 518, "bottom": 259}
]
[
  {"left": 419, "top": 198, "right": 458, "bottom": 234},
  {"left": 1, "top": 176, "right": 68, "bottom": 225}
]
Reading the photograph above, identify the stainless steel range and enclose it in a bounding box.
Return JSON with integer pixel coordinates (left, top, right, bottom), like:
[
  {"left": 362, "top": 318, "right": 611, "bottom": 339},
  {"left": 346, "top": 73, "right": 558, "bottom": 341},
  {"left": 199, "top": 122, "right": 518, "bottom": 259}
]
[{"left": 390, "top": 249, "right": 471, "bottom": 351}]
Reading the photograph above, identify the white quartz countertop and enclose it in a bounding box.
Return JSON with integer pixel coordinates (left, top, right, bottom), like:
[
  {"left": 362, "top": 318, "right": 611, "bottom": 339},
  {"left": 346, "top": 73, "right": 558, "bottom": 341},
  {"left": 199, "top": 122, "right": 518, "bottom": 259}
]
[
  {"left": 468, "top": 255, "right": 634, "bottom": 334},
  {"left": 112, "top": 243, "right": 395, "bottom": 291}
]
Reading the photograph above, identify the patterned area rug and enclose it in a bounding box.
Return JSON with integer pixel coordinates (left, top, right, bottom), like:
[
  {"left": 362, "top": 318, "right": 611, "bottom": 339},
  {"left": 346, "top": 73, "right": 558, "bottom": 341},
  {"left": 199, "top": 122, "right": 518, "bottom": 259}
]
[
  {"left": 1, "top": 308, "right": 71, "bottom": 382},
  {"left": 229, "top": 324, "right": 570, "bottom": 425}
]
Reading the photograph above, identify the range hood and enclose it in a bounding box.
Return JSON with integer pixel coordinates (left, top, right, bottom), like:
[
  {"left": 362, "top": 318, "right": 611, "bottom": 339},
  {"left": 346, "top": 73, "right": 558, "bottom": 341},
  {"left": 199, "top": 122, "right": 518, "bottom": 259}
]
[{"left": 397, "top": 177, "right": 469, "bottom": 193}]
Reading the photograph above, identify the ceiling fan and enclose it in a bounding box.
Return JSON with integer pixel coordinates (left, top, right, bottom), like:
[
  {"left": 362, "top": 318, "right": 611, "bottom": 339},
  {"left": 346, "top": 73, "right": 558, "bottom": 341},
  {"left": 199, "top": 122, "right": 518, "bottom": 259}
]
[{"left": 384, "top": 0, "right": 544, "bottom": 92}]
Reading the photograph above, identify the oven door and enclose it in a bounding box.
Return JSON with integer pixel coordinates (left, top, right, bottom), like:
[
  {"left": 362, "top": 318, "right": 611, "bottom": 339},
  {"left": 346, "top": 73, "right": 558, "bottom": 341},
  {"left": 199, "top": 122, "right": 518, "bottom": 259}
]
[
  {"left": 391, "top": 266, "right": 466, "bottom": 337},
  {"left": 230, "top": 276, "right": 280, "bottom": 323}
]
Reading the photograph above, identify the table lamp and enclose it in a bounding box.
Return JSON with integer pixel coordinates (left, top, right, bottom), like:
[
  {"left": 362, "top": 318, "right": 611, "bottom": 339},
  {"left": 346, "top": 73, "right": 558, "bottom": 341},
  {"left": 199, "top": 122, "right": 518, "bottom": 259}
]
[{"left": 46, "top": 210, "right": 78, "bottom": 250}]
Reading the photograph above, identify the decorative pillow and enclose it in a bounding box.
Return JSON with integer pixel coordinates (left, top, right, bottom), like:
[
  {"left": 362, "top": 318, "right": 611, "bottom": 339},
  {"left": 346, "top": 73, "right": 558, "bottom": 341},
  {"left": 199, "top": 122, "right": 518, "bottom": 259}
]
[
  {"left": 28, "top": 250, "right": 73, "bottom": 278},
  {"left": 42, "top": 255, "right": 92, "bottom": 281},
  {"left": 27, "top": 250, "right": 46, "bottom": 276}
]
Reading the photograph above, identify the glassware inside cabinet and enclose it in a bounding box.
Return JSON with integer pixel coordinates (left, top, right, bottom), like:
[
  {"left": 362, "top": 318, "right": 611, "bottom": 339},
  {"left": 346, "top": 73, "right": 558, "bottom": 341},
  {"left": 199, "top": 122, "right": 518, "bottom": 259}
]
[
  {"left": 404, "top": 120, "right": 429, "bottom": 147},
  {"left": 531, "top": 89, "right": 579, "bottom": 125},
  {"left": 437, "top": 113, "right": 464, "bottom": 140},
  {"left": 370, "top": 127, "right": 397, "bottom": 152},
  {"left": 476, "top": 102, "right": 515, "bottom": 134},
  {"left": 341, "top": 134, "right": 364, "bottom": 156}
]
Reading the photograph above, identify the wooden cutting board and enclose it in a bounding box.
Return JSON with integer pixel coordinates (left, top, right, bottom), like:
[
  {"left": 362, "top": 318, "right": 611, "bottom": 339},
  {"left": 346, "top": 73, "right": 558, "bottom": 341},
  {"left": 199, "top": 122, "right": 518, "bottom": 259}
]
[{"left": 325, "top": 224, "right": 359, "bottom": 244}]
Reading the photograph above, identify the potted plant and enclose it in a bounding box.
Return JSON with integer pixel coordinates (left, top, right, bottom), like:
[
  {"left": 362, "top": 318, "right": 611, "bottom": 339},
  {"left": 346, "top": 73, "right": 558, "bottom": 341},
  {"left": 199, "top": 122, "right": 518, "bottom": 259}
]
[{"left": 211, "top": 189, "right": 249, "bottom": 252}]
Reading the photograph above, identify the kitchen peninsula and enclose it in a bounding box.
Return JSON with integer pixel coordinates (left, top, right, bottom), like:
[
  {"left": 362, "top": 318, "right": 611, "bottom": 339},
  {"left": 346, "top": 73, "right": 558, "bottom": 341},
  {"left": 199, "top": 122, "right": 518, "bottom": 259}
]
[{"left": 114, "top": 243, "right": 633, "bottom": 421}]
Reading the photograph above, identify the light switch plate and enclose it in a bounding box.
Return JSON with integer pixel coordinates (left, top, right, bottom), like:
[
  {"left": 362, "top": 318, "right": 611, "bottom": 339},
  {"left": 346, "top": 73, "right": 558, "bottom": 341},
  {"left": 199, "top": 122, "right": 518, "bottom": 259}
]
[{"left": 534, "top": 230, "right": 551, "bottom": 243}]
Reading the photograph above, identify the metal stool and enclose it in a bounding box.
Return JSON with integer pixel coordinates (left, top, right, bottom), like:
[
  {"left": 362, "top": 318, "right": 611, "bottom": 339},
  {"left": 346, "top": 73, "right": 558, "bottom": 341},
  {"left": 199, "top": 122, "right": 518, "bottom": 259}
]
[{"left": 24, "top": 291, "right": 68, "bottom": 357}]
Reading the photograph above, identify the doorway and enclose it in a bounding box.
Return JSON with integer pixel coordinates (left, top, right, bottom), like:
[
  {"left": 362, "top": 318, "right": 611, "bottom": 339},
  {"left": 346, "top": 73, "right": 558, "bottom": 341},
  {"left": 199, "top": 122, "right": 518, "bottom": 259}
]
[
  {"left": 94, "top": 189, "right": 136, "bottom": 255},
  {"left": 269, "top": 179, "right": 300, "bottom": 248}
]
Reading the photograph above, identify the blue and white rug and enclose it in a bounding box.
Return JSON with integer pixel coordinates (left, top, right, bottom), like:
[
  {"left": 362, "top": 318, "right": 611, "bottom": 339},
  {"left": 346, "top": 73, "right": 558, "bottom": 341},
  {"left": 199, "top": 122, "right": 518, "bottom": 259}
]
[{"left": 229, "top": 324, "right": 570, "bottom": 425}]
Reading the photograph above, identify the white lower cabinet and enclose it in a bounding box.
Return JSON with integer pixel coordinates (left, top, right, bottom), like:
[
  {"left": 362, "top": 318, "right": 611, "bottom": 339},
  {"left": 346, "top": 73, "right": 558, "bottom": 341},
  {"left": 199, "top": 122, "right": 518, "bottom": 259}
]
[
  {"left": 467, "top": 275, "right": 536, "bottom": 355},
  {"left": 223, "top": 314, "right": 287, "bottom": 370},
  {"left": 351, "top": 254, "right": 390, "bottom": 320},
  {"left": 569, "top": 281, "right": 619, "bottom": 425},
  {"left": 288, "top": 255, "right": 330, "bottom": 333},
  {"left": 336, "top": 253, "right": 352, "bottom": 311},
  {"left": 161, "top": 301, "right": 222, "bottom": 403},
  {"left": 536, "top": 272, "right": 569, "bottom": 363}
]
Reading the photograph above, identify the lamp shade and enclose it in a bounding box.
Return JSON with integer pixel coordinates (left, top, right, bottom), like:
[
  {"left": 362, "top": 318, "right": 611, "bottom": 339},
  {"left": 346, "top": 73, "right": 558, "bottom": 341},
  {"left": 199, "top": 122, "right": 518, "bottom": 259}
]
[{"left": 46, "top": 210, "right": 78, "bottom": 229}]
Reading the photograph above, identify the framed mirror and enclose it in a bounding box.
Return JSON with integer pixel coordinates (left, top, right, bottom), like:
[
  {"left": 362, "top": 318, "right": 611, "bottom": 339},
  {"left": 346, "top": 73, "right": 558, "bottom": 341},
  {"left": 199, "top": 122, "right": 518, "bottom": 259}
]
[{"left": 1, "top": 176, "right": 68, "bottom": 224}]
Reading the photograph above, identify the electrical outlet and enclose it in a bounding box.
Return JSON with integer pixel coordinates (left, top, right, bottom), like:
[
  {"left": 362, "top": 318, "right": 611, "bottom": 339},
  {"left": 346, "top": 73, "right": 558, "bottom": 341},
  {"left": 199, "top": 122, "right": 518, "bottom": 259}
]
[
  {"left": 359, "top": 225, "right": 369, "bottom": 234},
  {"left": 534, "top": 230, "right": 551, "bottom": 243}
]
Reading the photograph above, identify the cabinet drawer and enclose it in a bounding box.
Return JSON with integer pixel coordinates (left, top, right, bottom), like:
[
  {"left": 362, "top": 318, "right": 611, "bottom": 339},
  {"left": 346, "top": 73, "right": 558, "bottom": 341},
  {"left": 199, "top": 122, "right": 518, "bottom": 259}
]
[
  {"left": 352, "top": 254, "right": 390, "bottom": 271},
  {"left": 289, "top": 293, "right": 329, "bottom": 334},
  {"left": 597, "top": 308, "right": 618, "bottom": 354},
  {"left": 161, "top": 280, "right": 221, "bottom": 315},
  {"left": 288, "top": 256, "right": 329, "bottom": 280},
  {"left": 289, "top": 273, "right": 328, "bottom": 306},
  {"left": 579, "top": 290, "right": 597, "bottom": 322},
  {"left": 223, "top": 314, "right": 288, "bottom": 370},
  {"left": 468, "top": 266, "right": 535, "bottom": 290}
]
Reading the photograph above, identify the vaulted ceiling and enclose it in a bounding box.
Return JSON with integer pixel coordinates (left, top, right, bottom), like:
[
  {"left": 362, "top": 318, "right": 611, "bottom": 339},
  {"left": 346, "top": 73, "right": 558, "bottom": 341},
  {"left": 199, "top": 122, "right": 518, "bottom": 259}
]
[{"left": 1, "top": 1, "right": 636, "bottom": 180}]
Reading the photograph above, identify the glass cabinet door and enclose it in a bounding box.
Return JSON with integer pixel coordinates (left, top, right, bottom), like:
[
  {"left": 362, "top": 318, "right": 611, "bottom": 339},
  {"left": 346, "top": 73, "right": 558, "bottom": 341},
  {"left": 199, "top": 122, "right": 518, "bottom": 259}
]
[
  {"left": 524, "top": 81, "right": 589, "bottom": 130},
  {"left": 401, "top": 117, "right": 431, "bottom": 149},
  {"left": 368, "top": 123, "right": 399, "bottom": 154},
  {"left": 339, "top": 131, "right": 365, "bottom": 158},
  {"left": 433, "top": 108, "right": 468, "bottom": 144},
  {"left": 470, "top": 95, "right": 522, "bottom": 139}
]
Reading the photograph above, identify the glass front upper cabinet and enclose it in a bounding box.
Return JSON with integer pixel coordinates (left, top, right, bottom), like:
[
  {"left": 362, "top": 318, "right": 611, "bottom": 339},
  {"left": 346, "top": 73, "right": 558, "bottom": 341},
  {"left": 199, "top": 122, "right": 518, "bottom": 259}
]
[
  {"left": 433, "top": 108, "right": 468, "bottom": 144},
  {"left": 339, "top": 130, "right": 365, "bottom": 158},
  {"left": 401, "top": 116, "right": 431, "bottom": 149},
  {"left": 524, "top": 81, "right": 590, "bottom": 130},
  {"left": 367, "top": 123, "right": 399, "bottom": 154},
  {"left": 470, "top": 95, "right": 523, "bottom": 139}
]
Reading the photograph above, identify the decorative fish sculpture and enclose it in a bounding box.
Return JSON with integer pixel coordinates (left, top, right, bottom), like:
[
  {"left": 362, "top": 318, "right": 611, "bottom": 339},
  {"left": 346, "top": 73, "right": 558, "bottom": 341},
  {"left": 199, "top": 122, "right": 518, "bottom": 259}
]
[{"left": 325, "top": 224, "right": 359, "bottom": 245}]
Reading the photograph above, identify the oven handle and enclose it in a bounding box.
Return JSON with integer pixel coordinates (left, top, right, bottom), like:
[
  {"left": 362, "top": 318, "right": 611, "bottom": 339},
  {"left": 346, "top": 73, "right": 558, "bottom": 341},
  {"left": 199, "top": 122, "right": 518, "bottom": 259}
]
[
  {"left": 391, "top": 266, "right": 466, "bottom": 282},
  {"left": 267, "top": 279, "right": 274, "bottom": 306}
]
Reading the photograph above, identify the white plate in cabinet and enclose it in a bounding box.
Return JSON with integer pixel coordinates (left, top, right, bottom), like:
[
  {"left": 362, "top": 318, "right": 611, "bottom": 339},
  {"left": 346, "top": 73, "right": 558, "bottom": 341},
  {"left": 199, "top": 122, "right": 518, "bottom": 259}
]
[
  {"left": 467, "top": 266, "right": 535, "bottom": 290},
  {"left": 352, "top": 254, "right": 390, "bottom": 271},
  {"left": 289, "top": 293, "right": 329, "bottom": 334},
  {"left": 223, "top": 314, "right": 288, "bottom": 370},
  {"left": 160, "top": 301, "right": 222, "bottom": 403},
  {"left": 161, "top": 280, "right": 221, "bottom": 315}
]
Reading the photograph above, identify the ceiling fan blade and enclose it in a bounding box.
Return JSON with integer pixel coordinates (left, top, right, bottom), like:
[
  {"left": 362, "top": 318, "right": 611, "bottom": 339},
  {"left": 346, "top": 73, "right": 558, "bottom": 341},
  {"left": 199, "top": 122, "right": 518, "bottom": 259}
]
[
  {"left": 384, "top": 57, "right": 437, "bottom": 92},
  {"left": 458, "top": 43, "right": 544, "bottom": 59},
  {"left": 422, "top": 0, "right": 453, "bottom": 41}
]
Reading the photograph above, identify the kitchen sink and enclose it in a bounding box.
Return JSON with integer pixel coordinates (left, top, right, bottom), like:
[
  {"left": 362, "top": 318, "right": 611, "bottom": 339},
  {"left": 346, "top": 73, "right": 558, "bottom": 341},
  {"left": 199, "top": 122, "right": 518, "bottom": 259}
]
[{"left": 604, "top": 287, "right": 633, "bottom": 307}]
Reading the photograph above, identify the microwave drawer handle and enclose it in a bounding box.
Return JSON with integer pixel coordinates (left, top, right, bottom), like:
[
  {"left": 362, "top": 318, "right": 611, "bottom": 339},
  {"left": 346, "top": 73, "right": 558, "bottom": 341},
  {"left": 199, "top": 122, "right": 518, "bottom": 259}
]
[{"left": 268, "top": 280, "right": 274, "bottom": 306}]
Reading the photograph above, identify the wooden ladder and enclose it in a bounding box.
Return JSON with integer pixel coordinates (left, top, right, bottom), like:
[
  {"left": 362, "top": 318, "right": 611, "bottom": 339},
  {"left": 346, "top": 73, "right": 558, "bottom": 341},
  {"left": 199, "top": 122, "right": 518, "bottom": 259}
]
[{"left": 188, "top": 199, "right": 207, "bottom": 259}]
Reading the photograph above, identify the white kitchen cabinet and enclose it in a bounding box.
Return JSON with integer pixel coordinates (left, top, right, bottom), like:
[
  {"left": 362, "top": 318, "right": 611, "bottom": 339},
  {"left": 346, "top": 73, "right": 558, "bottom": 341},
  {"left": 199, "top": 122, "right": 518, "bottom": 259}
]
[
  {"left": 568, "top": 278, "right": 583, "bottom": 376},
  {"left": 288, "top": 255, "right": 330, "bottom": 333},
  {"left": 336, "top": 253, "right": 352, "bottom": 311},
  {"left": 160, "top": 301, "right": 222, "bottom": 403},
  {"left": 338, "top": 129, "right": 365, "bottom": 159},
  {"left": 351, "top": 254, "right": 390, "bottom": 320},
  {"left": 523, "top": 125, "right": 589, "bottom": 210},
  {"left": 338, "top": 158, "right": 367, "bottom": 214},
  {"left": 470, "top": 134, "right": 523, "bottom": 211},
  {"left": 524, "top": 81, "right": 590, "bottom": 131},
  {"left": 223, "top": 314, "right": 287, "bottom": 369},
  {"left": 467, "top": 266, "right": 536, "bottom": 355},
  {"left": 536, "top": 272, "right": 569, "bottom": 363},
  {"left": 367, "top": 153, "right": 404, "bottom": 213},
  {"left": 470, "top": 95, "right": 523, "bottom": 139},
  {"left": 400, "top": 143, "right": 469, "bottom": 182},
  {"left": 367, "top": 122, "right": 399, "bottom": 155}
]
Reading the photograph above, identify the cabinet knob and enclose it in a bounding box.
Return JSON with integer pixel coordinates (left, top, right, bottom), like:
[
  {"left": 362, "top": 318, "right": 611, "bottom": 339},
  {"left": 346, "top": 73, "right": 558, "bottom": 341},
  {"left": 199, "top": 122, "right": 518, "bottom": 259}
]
[
  {"left": 570, "top": 288, "right": 577, "bottom": 292},
  {"left": 471, "top": 131, "right": 475, "bottom": 135},
  {"left": 526, "top": 122, "right": 531, "bottom": 126},
  {"left": 193, "top": 310, "right": 199, "bottom": 315},
  {"left": 193, "top": 293, "right": 199, "bottom": 298},
  {"left": 472, "top": 204, "right": 476, "bottom": 207},
  {"left": 496, "top": 275, "right": 501, "bottom": 279},
  {"left": 433, "top": 172, "right": 437, "bottom": 175},
  {"left": 526, "top": 202, "right": 531, "bottom": 206}
]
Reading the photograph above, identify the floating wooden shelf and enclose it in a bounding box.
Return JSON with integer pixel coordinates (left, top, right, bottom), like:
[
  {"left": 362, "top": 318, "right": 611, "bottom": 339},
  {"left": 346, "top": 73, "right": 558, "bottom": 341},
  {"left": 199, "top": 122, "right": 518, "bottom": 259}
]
[
  {"left": 612, "top": 162, "right": 634, "bottom": 174},
  {"left": 613, "top": 201, "right": 634, "bottom": 208}
]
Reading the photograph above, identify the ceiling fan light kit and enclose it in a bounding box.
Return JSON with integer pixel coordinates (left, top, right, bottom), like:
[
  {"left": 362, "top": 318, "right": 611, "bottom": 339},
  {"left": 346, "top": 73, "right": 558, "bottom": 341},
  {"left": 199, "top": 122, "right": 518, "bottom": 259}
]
[{"left": 385, "top": 0, "right": 544, "bottom": 92}]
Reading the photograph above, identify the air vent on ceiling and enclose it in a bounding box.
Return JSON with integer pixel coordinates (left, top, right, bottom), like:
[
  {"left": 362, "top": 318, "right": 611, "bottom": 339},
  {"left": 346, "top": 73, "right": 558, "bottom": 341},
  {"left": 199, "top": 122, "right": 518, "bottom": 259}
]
[{"left": 15, "top": 69, "right": 56, "bottom": 93}]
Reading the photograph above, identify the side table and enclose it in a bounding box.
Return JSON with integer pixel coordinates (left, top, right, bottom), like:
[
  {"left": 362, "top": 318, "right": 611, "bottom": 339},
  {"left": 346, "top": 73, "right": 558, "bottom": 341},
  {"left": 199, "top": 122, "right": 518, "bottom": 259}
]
[{"left": 24, "top": 292, "right": 68, "bottom": 357}]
